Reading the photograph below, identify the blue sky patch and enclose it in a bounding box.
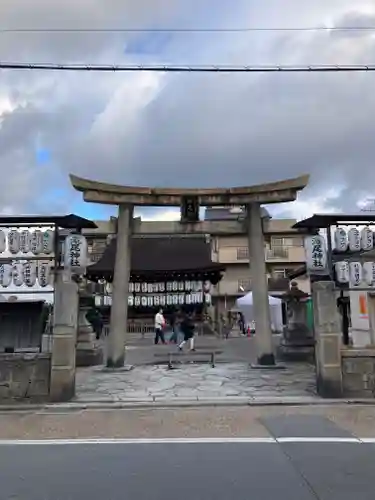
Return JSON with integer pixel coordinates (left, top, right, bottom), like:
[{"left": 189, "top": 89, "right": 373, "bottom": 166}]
[
  {"left": 124, "top": 32, "right": 172, "bottom": 56},
  {"left": 36, "top": 147, "right": 51, "bottom": 165}
]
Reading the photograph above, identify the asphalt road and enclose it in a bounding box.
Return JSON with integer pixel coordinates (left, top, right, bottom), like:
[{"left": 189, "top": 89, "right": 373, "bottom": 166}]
[
  {"left": 2, "top": 411, "right": 375, "bottom": 499},
  {"left": 1, "top": 439, "right": 375, "bottom": 499}
]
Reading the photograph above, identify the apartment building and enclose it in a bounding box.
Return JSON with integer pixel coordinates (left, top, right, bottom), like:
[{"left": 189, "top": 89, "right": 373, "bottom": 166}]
[{"left": 205, "top": 206, "right": 309, "bottom": 312}]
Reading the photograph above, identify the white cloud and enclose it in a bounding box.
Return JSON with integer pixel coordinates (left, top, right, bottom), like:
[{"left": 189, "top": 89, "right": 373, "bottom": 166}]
[{"left": 0, "top": 1, "right": 375, "bottom": 223}]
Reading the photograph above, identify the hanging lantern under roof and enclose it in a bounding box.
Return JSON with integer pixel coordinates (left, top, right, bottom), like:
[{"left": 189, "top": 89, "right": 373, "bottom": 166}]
[
  {"left": 335, "top": 261, "right": 349, "bottom": 283},
  {"left": 349, "top": 261, "right": 362, "bottom": 287},
  {"left": 361, "top": 227, "right": 374, "bottom": 252},
  {"left": 363, "top": 262, "right": 375, "bottom": 286},
  {"left": 348, "top": 228, "right": 361, "bottom": 252},
  {"left": 334, "top": 227, "right": 348, "bottom": 252}
]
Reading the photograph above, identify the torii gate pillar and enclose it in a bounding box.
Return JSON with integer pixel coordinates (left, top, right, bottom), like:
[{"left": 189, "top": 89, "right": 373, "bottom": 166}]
[{"left": 106, "top": 204, "right": 133, "bottom": 368}]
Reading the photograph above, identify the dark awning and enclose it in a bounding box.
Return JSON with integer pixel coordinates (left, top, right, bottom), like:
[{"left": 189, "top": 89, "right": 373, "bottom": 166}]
[
  {"left": 0, "top": 214, "right": 97, "bottom": 229},
  {"left": 293, "top": 213, "right": 375, "bottom": 229}
]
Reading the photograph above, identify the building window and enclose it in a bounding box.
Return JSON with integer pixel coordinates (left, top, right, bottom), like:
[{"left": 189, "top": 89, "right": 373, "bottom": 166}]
[
  {"left": 238, "top": 279, "right": 251, "bottom": 292},
  {"left": 236, "top": 247, "right": 249, "bottom": 260},
  {"left": 272, "top": 269, "right": 287, "bottom": 279},
  {"left": 271, "top": 237, "right": 303, "bottom": 247}
]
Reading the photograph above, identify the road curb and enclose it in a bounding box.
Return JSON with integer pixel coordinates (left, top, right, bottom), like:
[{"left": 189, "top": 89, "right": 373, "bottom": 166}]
[{"left": 1, "top": 397, "right": 375, "bottom": 412}]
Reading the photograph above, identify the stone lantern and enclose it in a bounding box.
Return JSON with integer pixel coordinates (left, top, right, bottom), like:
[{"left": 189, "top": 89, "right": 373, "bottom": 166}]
[{"left": 278, "top": 281, "right": 314, "bottom": 361}]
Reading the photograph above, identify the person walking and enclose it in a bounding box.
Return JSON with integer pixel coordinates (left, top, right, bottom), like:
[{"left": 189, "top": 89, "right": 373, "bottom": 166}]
[
  {"left": 178, "top": 312, "right": 195, "bottom": 351},
  {"left": 154, "top": 307, "right": 166, "bottom": 345},
  {"left": 169, "top": 308, "right": 178, "bottom": 344}
]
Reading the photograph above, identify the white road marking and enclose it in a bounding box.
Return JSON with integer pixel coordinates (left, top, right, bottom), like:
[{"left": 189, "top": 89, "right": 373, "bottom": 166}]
[
  {"left": 277, "top": 437, "right": 361, "bottom": 443},
  {"left": 0, "top": 436, "right": 370, "bottom": 445}
]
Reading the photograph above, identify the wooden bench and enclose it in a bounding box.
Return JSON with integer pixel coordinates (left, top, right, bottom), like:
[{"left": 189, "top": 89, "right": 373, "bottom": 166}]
[{"left": 154, "top": 350, "right": 222, "bottom": 369}]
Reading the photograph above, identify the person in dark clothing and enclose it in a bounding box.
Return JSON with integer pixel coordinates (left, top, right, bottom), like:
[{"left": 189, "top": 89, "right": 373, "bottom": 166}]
[
  {"left": 86, "top": 306, "right": 104, "bottom": 340},
  {"left": 169, "top": 309, "right": 179, "bottom": 343},
  {"left": 178, "top": 313, "right": 195, "bottom": 351}
]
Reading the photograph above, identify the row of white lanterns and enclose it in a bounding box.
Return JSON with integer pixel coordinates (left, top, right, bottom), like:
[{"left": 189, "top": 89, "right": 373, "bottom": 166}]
[
  {"left": 335, "top": 261, "right": 375, "bottom": 287},
  {"left": 0, "top": 233, "right": 89, "bottom": 288},
  {"left": 0, "top": 262, "right": 52, "bottom": 287},
  {"left": 0, "top": 229, "right": 55, "bottom": 255},
  {"left": 128, "top": 292, "right": 210, "bottom": 307},
  {"left": 334, "top": 227, "right": 374, "bottom": 252}
]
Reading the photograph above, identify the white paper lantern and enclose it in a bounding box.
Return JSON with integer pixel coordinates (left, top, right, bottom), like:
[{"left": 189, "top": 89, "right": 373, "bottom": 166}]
[
  {"left": 152, "top": 283, "right": 159, "bottom": 293},
  {"left": 166, "top": 294, "right": 173, "bottom": 305},
  {"left": 134, "top": 283, "right": 140, "bottom": 293},
  {"left": 141, "top": 296, "right": 147, "bottom": 307},
  {"left": 363, "top": 262, "right": 375, "bottom": 286},
  {"left": 160, "top": 295, "right": 166, "bottom": 306},
  {"left": 334, "top": 227, "right": 348, "bottom": 252},
  {"left": 0, "top": 264, "right": 12, "bottom": 287},
  {"left": 178, "top": 294, "right": 184, "bottom": 305},
  {"left": 12, "top": 263, "right": 24, "bottom": 286},
  {"left": 196, "top": 281, "right": 203, "bottom": 291},
  {"left": 172, "top": 294, "right": 178, "bottom": 305},
  {"left": 361, "top": 227, "right": 374, "bottom": 252},
  {"left": 128, "top": 295, "right": 134, "bottom": 307},
  {"left": 166, "top": 282, "right": 173, "bottom": 292},
  {"left": 129, "top": 282, "right": 134, "bottom": 293},
  {"left": 172, "top": 281, "right": 178, "bottom": 291},
  {"left": 0, "top": 230, "right": 5, "bottom": 253},
  {"left": 42, "top": 230, "right": 55, "bottom": 254},
  {"left": 304, "top": 235, "right": 328, "bottom": 273},
  {"left": 147, "top": 296, "right": 153, "bottom": 307},
  {"left": 147, "top": 283, "right": 153, "bottom": 293},
  {"left": 185, "top": 294, "right": 192, "bottom": 304},
  {"left": 349, "top": 262, "right": 362, "bottom": 287},
  {"left": 30, "top": 230, "right": 43, "bottom": 255},
  {"left": 63, "top": 234, "right": 88, "bottom": 272},
  {"left": 185, "top": 281, "right": 191, "bottom": 291},
  {"left": 348, "top": 228, "right": 361, "bottom": 252},
  {"left": 141, "top": 282, "right": 148, "bottom": 293},
  {"left": 154, "top": 295, "right": 160, "bottom": 306},
  {"left": 23, "top": 262, "right": 37, "bottom": 287},
  {"left": 38, "top": 262, "right": 51, "bottom": 287},
  {"left": 158, "top": 282, "right": 165, "bottom": 292},
  {"left": 19, "top": 230, "right": 30, "bottom": 253},
  {"left": 8, "top": 230, "right": 20, "bottom": 254},
  {"left": 335, "top": 261, "right": 349, "bottom": 283},
  {"left": 134, "top": 296, "right": 141, "bottom": 307}
]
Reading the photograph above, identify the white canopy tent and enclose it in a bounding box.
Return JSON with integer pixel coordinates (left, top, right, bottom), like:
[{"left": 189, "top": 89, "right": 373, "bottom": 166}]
[{"left": 235, "top": 291, "right": 283, "bottom": 332}]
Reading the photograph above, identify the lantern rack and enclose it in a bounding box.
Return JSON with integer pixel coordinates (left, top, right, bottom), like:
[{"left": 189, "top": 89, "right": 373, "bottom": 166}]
[{"left": 0, "top": 214, "right": 97, "bottom": 299}]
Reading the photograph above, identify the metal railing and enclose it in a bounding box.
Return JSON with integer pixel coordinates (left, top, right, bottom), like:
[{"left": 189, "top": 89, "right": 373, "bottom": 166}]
[{"left": 266, "top": 247, "right": 289, "bottom": 259}]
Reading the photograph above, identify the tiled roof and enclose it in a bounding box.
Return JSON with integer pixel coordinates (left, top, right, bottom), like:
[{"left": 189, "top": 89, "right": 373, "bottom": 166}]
[{"left": 87, "top": 236, "right": 225, "bottom": 278}]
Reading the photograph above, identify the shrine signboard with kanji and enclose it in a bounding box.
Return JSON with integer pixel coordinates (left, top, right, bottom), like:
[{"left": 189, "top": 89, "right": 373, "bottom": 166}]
[{"left": 304, "top": 234, "right": 328, "bottom": 274}]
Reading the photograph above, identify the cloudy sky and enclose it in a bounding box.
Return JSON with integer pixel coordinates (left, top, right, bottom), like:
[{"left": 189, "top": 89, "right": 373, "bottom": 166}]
[{"left": 0, "top": 0, "right": 375, "bottom": 222}]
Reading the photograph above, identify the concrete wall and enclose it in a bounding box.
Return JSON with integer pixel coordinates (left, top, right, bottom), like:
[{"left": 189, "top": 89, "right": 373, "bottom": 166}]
[
  {"left": 0, "top": 353, "right": 51, "bottom": 402},
  {"left": 342, "top": 349, "right": 375, "bottom": 398}
]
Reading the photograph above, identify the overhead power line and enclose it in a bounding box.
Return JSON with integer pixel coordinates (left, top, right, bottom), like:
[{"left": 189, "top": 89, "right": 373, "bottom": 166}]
[
  {"left": 1, "top": 26, "right": 375, "bottom": 33},
  {"left": 0, "top": 62, "right": 375, "bottom": 72}
]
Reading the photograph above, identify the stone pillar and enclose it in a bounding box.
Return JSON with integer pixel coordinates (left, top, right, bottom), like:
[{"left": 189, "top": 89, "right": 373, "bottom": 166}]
[
  {"left": 312, "top": 281, "right": 343, "bottom": 397},
  {"left": 106, "top": 203, "right": 133, "bottom": 368},
  {"left": 247, "top": 203, "right": 275, "bottom": 365},
  {"left": 50, "top": 272, "right": 79, "bottom": 402}
]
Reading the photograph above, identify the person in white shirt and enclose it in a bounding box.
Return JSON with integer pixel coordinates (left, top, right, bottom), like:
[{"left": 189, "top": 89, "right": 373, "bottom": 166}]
[{"left": 154, "top": 308, "right": 166, "bottom": 345}]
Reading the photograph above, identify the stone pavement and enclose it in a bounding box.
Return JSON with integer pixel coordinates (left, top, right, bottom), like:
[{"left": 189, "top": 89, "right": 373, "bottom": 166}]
[{"left": 75, "top": 362, "right": 318, "bottom": 403}]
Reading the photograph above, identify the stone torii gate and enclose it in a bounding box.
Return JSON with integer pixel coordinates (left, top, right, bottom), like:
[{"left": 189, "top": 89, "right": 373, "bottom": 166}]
[{"left": 70, "top": 173, "right": 309, "bottom": 368}]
